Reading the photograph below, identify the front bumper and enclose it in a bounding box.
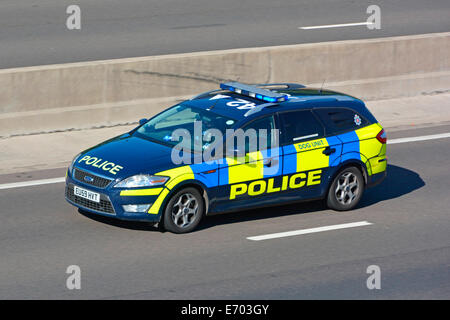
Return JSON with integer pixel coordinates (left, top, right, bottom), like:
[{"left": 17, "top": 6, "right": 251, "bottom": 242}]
[{"left": 65, "top": 169, "right": 163, "bottom": 223}]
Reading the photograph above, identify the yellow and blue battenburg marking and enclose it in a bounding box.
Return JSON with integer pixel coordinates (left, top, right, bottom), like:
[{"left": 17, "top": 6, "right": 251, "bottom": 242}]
[
  {"left": 355, "top": 123, "right": 386, "bottom": 175},
  {"left": 143, "top": 123, "right": 386, "bottom": 214},
  {"left": 282, "top": 136, "right": 342, "bottom": 175},
  {"left": 337, "top": 123, "right": 385, "bottom": 176},
  {"left": 142, "top": 161, "right": 221, "bottom": 214}
]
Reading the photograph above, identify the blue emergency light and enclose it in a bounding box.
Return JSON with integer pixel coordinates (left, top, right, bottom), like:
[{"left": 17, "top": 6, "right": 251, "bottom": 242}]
[{"left": 220, "top": 82, "right": 289, "bottom": 103}]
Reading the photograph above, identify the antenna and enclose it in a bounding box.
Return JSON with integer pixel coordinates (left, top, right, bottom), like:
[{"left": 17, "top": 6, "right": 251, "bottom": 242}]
[{"left": 319, "top": 79, "right": 326, "bottom": 94}]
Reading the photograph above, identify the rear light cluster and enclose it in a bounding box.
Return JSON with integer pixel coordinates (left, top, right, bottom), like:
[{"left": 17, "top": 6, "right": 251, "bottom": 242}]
[{"left": 376, "top": 129, "right": 387, "bottom": 144}]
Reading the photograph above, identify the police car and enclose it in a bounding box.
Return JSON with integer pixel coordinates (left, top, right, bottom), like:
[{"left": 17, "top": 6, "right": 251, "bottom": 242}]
[{"left": 65, "top": 82, "right": 387, "bottom": 233}]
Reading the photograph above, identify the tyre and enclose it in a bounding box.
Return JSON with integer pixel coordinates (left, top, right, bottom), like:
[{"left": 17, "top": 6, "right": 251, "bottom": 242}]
[
  {"left": 327, "top": 166, "right": 364, "bottom": 211},
  {"left": 162, "top": 187, "right": 204, "bottom": 234}
]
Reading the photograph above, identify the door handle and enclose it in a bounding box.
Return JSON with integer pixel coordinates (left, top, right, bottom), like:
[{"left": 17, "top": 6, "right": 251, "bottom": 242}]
[
  {"left": 322, "top": 147, "right": 336, "bottom": 156},
  {"left": 263, "top": 158, "right": 272, "bottom": 167},
  {"left": 263, "top": 158, "right": 279, "bottom": 168}
]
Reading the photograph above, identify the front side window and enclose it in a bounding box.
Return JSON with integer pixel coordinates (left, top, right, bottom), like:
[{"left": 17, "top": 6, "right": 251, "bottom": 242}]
[
  {"left": 135, "top": 104, "right": 236, "bottom": 152},
  {"left": 236, "top": 115, "right": 276, "bottom": 154},
  {"left": 279, "top": 110, "right": 324, "bottom": 145}
]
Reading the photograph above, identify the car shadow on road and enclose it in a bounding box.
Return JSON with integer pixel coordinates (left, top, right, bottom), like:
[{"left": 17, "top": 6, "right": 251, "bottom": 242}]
[
  {"left": 78, "top": 209, "right": 159, "bottom": 232},
  {"left": 199, "top": 164, "right": 425, "bottom": 231},
  {"left": 78, "top": 164, "right": 424, "bottom": 232},
  {"left": 358, "top": 164, "right": 425, "bottom": 208},
  {"left": 198, "top": 200, "right": 328, "bottom": 231}
]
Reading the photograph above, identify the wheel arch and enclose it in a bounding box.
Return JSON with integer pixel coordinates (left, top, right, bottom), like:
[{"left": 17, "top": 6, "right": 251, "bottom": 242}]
[
  {"left": 327, "top": 159, "right": 369, "bottom": 194},
  {"left": 161, "top": 180, "right": 210, "bottom": 216}
]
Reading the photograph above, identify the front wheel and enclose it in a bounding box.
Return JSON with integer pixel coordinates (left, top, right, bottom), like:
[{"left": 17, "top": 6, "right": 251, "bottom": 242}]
[
  {"left": 162, "top": 187, "right": 204, "bottom": 234},
  {"left": 327, "top": 167, "right": 364, "bottom": 211}
]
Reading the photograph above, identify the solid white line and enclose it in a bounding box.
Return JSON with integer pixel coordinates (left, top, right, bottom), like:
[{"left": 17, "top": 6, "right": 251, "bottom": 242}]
[
  {"left": 299, "top": 22, "right": 373, "bottom": 30},
  {"left": 0, "top": 177, "right": 66, "bottom": 190},
  {"left": 247, "top": 221, "right": 372, "bottom": 241},
  {"left": 388, "top": 132, "right": 450, "bottom": 145}
]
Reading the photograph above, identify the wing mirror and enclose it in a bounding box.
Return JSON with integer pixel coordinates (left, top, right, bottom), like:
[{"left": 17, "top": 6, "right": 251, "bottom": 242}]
[{"left": 139, "top": 118, "right": 148, "bottom": 126}]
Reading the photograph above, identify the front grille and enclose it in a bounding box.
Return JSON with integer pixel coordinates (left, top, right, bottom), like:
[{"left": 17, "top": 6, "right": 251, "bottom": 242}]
[
  {"left": 66, "top": 184, "right": 115, "bottom": 215},
  {"left": 74, "top": 168, "right": 113, "bottom": 188}
]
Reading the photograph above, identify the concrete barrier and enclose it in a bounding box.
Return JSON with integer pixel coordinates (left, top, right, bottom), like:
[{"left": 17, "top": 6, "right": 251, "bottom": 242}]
[{"left": 0, "top": 32, "right": 449, "bottom": 137}]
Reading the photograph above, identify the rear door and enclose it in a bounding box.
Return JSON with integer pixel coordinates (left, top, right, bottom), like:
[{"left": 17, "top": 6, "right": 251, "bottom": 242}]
[
  {"left": 313, "top": 107, "right": 383, "bottom": 176},
  {"left": 280, "top": 109, "right": 342, "bottom": 200}
]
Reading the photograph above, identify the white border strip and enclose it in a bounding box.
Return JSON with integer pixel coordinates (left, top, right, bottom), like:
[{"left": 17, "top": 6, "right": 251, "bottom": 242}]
[
  {"left": 299, "top": 22, "right": 373, "bottom": 30},
  {"left": 388, "top": 132, "right": 450, "bottom": 145},
  {"left": 247, "top": 221, "right": 373, "bottom": 241},
  {"left": 293, "top": 133, "right": 319, "bottom": 141},
  {"left": 0, "top": 177, "right": 65, "bottom": 190}
]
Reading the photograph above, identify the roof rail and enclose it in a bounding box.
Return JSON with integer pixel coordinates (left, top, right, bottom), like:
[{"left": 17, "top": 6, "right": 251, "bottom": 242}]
[{"left": 252, "top": 83, "right": 306, "bottom": 90}]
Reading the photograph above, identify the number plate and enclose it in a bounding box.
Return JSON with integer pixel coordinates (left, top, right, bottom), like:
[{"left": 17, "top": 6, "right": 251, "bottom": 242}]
[{"left": 74, "top": 186, "right": 100, "bottom": 203}]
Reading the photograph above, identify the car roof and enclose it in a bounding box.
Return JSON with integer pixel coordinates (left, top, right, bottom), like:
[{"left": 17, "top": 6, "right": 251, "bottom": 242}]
[{"left": 182, "top": 84, "right": 375, "bottom": 125}]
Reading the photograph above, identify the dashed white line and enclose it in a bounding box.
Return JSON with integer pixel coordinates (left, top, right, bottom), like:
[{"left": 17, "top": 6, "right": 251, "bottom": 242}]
[
  {"left": 388, "top": 132, "right": 450, "bottom": 145},
  {"left": 0, "top": 132, "right": 449, "bottom": 190},
  {"left": 247, "top": 221, "right": 373, "bottom": 241},
  {"left": 0, "top": 177, "right": 65, "bottom": 190},
  {"left": 299, "top": 22, "right": 373, "bottom": 30}
]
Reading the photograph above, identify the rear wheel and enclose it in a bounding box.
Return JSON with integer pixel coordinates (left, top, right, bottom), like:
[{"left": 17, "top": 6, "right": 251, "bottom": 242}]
[
  {"left": 163, "top": 187, "right": 204, "bottom": 234},
  {"left": 327, "top": 167, "right": 364, "bottom": 211}
]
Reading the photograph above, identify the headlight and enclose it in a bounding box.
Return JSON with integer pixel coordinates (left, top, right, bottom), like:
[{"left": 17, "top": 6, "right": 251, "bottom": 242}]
[
  {"left": 69, "top": 153, "right": 81, "bottom": 172},
  {"left": 114, "top": 175, "right": 169, "bottom": 188}
]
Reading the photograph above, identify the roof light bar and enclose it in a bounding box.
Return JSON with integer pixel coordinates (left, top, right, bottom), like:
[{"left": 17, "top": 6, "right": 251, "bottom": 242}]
[{"left": 220, "top": 82, "right": 289, "bottom": 103}]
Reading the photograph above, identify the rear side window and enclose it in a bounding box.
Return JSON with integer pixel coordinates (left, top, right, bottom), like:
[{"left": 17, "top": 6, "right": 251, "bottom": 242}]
[
  {"left": 279, "top": 110, "right": 324, "bottom": 145},
  {"left": 313, "top": 108, "right": 368, "bottom": 135}
]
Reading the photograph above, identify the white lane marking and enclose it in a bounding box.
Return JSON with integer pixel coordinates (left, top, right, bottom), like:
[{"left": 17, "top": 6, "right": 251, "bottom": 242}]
[
  {"left": 0, "top": 177, "right": 65, "bottom": 190},
  {"left": 247, "top": 221, "right": 372, "bottom": 241},
  {"left": 299, "top": 22, "right": 374, "bottom": 30},
  {"left": 388, "top": 132, "right": 450, "bottom": 145},
  {"left": 1, "top": 132, "right": 450, "bottom": 190}
]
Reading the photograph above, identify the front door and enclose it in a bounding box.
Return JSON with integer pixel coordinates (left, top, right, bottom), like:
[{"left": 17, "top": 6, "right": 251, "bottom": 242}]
[{"left": 213, "top": 115, "right": 284, "bottom": 211}]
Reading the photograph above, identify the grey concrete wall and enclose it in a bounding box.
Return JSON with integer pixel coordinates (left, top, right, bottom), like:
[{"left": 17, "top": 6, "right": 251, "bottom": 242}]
[{"left": 0, "top": 32, "right": 449, "bottom": 137}]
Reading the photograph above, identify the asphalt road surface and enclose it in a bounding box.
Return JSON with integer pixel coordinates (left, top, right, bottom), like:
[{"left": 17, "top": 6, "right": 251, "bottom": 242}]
[
  {"left": 0, "top": 124, "right": 449, "bottom": 299},
  {"left": 1, "top": 0, "right": 449, "bottom": 69}
]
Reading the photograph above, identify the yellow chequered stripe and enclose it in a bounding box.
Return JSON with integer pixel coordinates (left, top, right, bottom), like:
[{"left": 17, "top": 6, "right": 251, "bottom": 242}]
[
  {"left": 120, "top": 188, "right": 163, "bottom": 196},
  {"left": 148, "top": 188, "right": 170, "bottom": 214},
  {"left": 158, "top": 166, "right": 195, "bottom": 190},
  {"left": 355, "top": 123, "right": 382, "bottom": 140},
  {"left": 368, "top": 143, "right": 387, "bottom": 175},
  {"left": 356, "top": 123, "right": 383, "bottom": 159},
  {"left": 368, "top": 156, "right": 387, "bottom": 175},
  {"left": 147, "top": 166, "right": 194, "bottom": 214},
  {"left": 226, "top": 151, "right": 264, "bottom": 184},
  {"left": 294, "top": 138, "right": 329, "bottom": 172},
  {"left": 355, "top": 123, "right": 384, "bottom": 176}
]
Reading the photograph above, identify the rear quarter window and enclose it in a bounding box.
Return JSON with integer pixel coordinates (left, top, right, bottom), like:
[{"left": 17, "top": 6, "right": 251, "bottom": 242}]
[{"left": 313, "top": 107, "right": 369, "bottom": 135}]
